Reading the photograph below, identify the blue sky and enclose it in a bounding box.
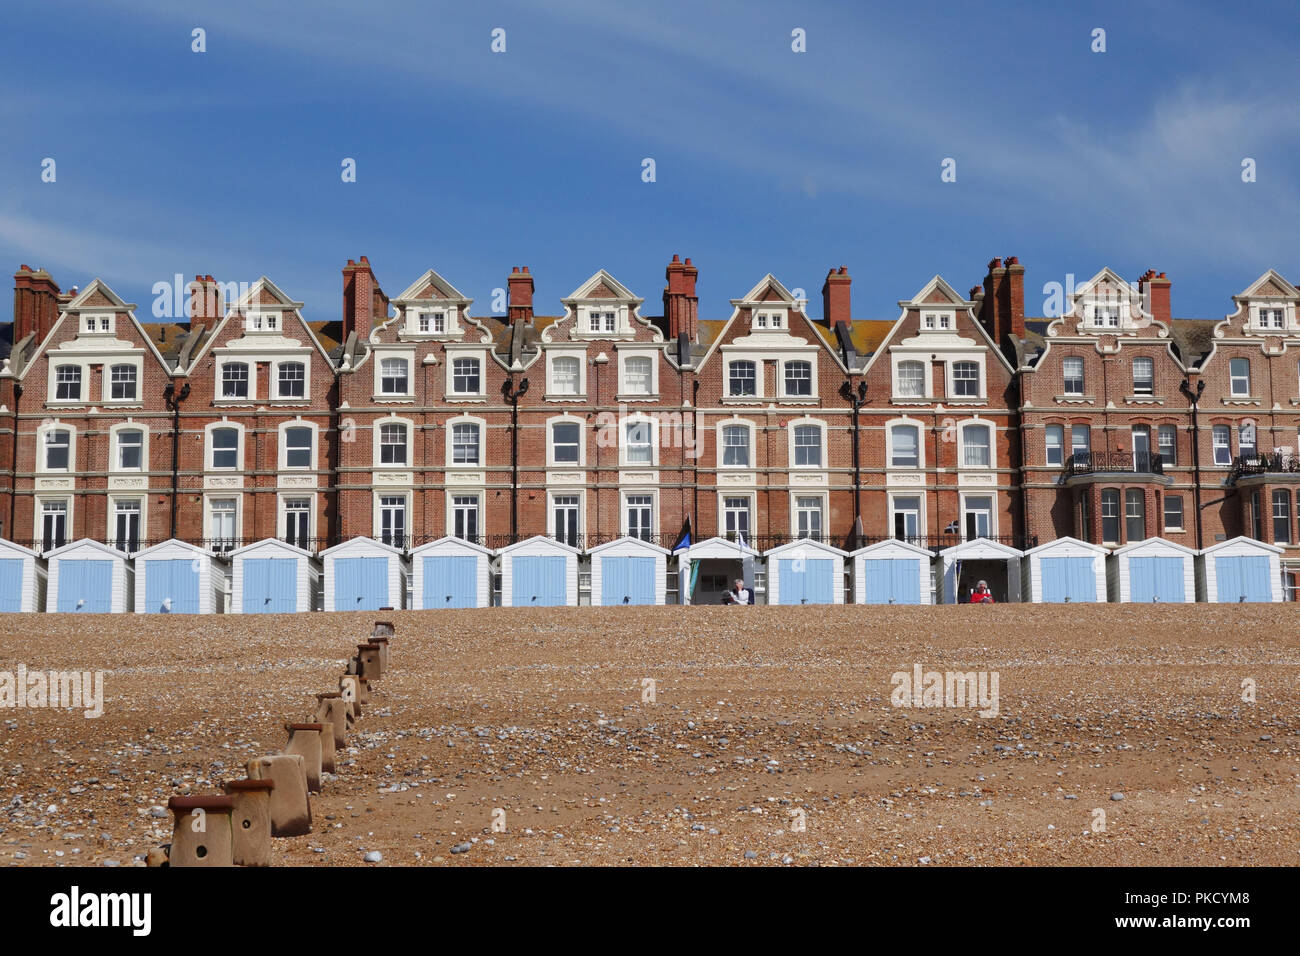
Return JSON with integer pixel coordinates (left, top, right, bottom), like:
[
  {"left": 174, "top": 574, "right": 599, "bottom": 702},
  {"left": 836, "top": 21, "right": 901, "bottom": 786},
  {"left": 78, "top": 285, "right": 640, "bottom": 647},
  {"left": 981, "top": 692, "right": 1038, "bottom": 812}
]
[{"left": 2, "top": 0, "right": 1297, "bottom": 323}]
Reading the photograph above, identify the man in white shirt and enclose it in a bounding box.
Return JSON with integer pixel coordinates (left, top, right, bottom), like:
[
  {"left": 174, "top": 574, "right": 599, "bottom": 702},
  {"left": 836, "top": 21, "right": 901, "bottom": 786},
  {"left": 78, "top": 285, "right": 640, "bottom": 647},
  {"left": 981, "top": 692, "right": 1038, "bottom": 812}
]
[{"left": 722, "top": 579, "right": 753, "bottom": 605}]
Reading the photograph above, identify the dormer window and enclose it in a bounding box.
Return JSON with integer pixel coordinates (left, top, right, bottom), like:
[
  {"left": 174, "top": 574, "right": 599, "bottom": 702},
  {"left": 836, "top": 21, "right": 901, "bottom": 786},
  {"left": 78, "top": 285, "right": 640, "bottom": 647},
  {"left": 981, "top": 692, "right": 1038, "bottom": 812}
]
[
  {"left": 754, "top": 312, "right": 785, "bottom": 329},
  {"left": 1256, "top": 307, "right": 1286, "bottom": 330},
  {"left": 419, "top": 311, "right": 445, "bottom": 334},
  {"left": 82, "top": 313, "right": 113, "bottom": 334},
  {"left": 588, "top": 310, "right": 616, "bottom": 334},
  {"left": 1092, "top": 304, "right": 1120, "bottom": 328},
  {"left": 922, "top": 312, "right": 952, "bottom": 330},
  {"left": 247, "top": 312, "right": 279, "bottom": 332}
]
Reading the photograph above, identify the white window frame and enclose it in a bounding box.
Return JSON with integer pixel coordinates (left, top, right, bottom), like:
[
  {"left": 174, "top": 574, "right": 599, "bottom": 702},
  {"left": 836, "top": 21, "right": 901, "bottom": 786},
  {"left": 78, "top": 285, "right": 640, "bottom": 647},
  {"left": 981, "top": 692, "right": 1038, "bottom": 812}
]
[
  {"left": 620, "top": 414, "right": 658, "bottom": 468},
  {"left": 38, "top": 421, "right": 75, "bottom": 473},
  {"left": 546, "top": 415, "right": 585, "bottom": 468},
  {"left": 1163, "top": 494, "right": 1185, "bottom": 532},
  {"left": 107, "top": 496, "right": 144, "bottom": 552},
  {"left": 622, "top": 490, "right": 658, "bottom": 540},
  {"left": 922, "top": 311, "right": 953, "bottom": 331},
  {"left": 103, "top": 359, "right": 143, "bottom": 404},
  {"left": 272, "top": 358, "right": 309, "bottom": 401},
  {"left": 1229, "top": 357, "right": 1251, "bottom": 397},
  {"left": 37, "top": 498, "right": 72, "bottom": 550},
  {"left": 791, "top": 492, "right": 827, "bottom": 540},
  {"left": 948, "top": 358, "right": 984, "bottom": 400},
  {"left": 245, "top": 311, "right": 280, "bottom": 333},
  {"left": 447, "top": 491, "right": 483, "bottom": 542},
  {"left": 373, "top": 416, "right": 413, "bottom": 468},
  {"left": 1045, "top": 424, "right": 1064, "bottom": 466},
  {"left": 80, "top": 312, "right": 115, "bottom": 335},
  {"left": 887, "top": 418, "right": 923, "bottom": 469},
  {"left": 617, "top": 350, "right": 658, "bottom": 400},
  {"left": 788, "top": 419, "right": 825, "bottom": 469},
  {"left": 206, "top": 495, "right": 241, "bottom": 546},
  {"left": 779, "top": 358, "right": 817, "bottom": 400},
  {"left": 548, "top": 490, "right": 585, "bottom": 543},
  {"left": 373, "top": 491, "right": 410, "bottom": 546},
  {"left": 894, "top": 358, "right": 927, "bottom": 400},
  {"left": 545, "top": 349, "right": 586, "bottom": 400},
  {"left": 206, "top": 421, "right": 245, "bottom": 471},
  {"left": 1131, "top": 356, "right": 1154, "bottom": 395},
  {"left": 888, "top": 493, "right": 924, "bottom": 540},
  {"left": 279, "top": 420, "right": 318, "bottom": 472},
  {"left": 719, "top": 492, "right": 754, "bottom": 541},
  {"left": 446, "top": 416, "right": 485, "bottom": 468},
  {"left": 445, "top": 350, "right": 487, "bottom": 399},
  {"left": 280, "top": 493, "right": 314, "bottom": 546},
  {"left": 50, "top": 362, "right": 86, "bottom": 404},
  {"left": 958, "top": 420, "right": 993, "bottom": 469},
  {"left": 959, "top": 493, "right": 997, "bottom": 540},
  {"left": 374, "top": 351, "right": 414, "bottom": 399},
  {"left": 726, "top": 359, "right": 760, "bottom": 399},
  {"left": 109, "top": 422, "right": 148, "bottom": 473},
  {"left": 717, "top": 418, "right": 755, "bottom": 469},
  {"left": 218, "top": 360, "right": 254, "bottom": 401},
  {"left": 1250, "top": 302, "right": 1294, "bottom": 331},
  {"left": 1211, "top": 424, "right": 1231, "bottom": 466},
  {"left": 1062, "top": 356, "right": 1085, "bottom": 396}
]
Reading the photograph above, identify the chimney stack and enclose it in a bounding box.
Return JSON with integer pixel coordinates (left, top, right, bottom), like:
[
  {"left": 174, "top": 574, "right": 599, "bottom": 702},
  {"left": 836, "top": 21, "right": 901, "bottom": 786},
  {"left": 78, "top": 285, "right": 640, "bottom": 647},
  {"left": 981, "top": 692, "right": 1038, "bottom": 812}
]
[
  {"left": 663, "top": 254, "right": 699, "bottom": 342},
  {"left": 980, "top": 257, "right": 1006, "bottom": 342},
  {"left": 508, "top": 266, "right": 535, "bottom": 325},
  {"left": 822, "top": 265, "right": 852, "bottom": 329},
  {"left": 187, "top": 275, "right": 223, "bottom": 330},
  {"left": 343, "top": 256, "right": 384, "bottom": 342},
  {"left": 1005, "top": 255, "right": 1025, "bottom": 339},
  {"left": 1138, "top": 269, "right": 1171, "bottom": 324},
  {"left": 13, "top": 264, "right": 61, "bottom": 345}
]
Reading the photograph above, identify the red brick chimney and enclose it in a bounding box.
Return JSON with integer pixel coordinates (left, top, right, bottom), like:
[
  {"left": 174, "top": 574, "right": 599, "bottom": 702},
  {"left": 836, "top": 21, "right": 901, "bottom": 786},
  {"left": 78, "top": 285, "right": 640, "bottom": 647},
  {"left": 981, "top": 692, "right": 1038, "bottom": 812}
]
[
  {"left": 663, "top": 254, "right": 699, "bottom": 341},
  {"left": 508, "top": 266, "right": 534, "bottom": 325},
  {"left": 980, "top": 257, "right": 1006, "bottom": 342},
  {"left": 1005, "top": 255, "right": 1025, "bottom": 339},
  {"left": 1138, "top": 269, "right": 1171, "bottom": 324},
  {"left": 187, "top": 275, "right": 223, "bottom": 330},
  {"left": 822, "top": 265, "right": 852, "bottom": 329},
  {"left": 13, "top": 264, "right": 61, "bottom": 344},
  {"left": 342, "top": 256, "right": 383, "bottom": 341}
]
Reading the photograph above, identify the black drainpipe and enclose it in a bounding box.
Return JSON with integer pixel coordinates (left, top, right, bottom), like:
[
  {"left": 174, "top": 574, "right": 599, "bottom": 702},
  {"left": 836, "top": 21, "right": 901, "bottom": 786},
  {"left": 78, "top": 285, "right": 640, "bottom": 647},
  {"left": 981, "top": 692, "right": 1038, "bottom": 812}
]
[
  {"left": 1180, "top": 377, "right": 1206, "bottom": 550},
  {"left": 502, "top": 375, "right": 529, "bottom": 543},
  {"left": 840, "top": 378, "right": 867, "bottom": 536},
  {"left": 163, "top": 379, "right": 190, "bottom": 540},
  {"left": 9, "top": 383, "right": 21, "bottom": 540}
]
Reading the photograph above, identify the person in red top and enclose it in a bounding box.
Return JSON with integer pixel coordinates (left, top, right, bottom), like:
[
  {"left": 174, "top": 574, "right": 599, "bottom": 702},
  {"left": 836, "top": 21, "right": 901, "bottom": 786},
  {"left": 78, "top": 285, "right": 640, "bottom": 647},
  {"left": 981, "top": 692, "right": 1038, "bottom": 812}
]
[{"left": 970, "top": 580, "right": 995, "bottom": 604}]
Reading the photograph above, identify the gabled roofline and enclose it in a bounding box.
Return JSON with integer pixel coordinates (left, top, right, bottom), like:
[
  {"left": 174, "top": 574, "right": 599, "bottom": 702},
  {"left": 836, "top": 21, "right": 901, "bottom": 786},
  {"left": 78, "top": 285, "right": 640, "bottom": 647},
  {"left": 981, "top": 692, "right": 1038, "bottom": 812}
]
[
  {"left": 861, "top": 275, "right": 1015, "bottom": 378},
  {"left": 19, "top": 277, "right": 177, "bottom": 380},
  {"left": 696, "top": 273, "right": 847, "bottom": 375},
  {"left": 182, "top": 276, "right": 337, "bottom": 372}
]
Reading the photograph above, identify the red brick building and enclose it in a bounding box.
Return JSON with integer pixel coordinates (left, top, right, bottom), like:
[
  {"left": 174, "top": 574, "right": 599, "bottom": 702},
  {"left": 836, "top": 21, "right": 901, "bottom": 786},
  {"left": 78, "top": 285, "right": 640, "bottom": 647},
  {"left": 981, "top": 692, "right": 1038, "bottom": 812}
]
[{"left": 3, "top": 254, "right": 1298, "bottom": 598}]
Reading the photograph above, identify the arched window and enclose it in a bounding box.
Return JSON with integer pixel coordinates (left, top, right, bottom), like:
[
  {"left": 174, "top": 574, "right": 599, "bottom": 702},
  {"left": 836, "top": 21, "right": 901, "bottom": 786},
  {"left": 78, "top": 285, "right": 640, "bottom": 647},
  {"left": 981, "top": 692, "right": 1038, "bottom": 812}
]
[
  {"left": 961, "top": 423, "right": 991, "bottom": 467},
  {"left": 721, "top": 424, "right": 750, "bottom": 467},
  {"left": 452, "top": 421, "right": 480, "bottom": 465},
  {"left": 792, "top": 424, "right": 821, "bottom": 466},
  {"left": 890, "top": 423, "right": 920, "bottom": 468},
  {"left": 379, "top": 422, "right": 408, "bottom": 465}
]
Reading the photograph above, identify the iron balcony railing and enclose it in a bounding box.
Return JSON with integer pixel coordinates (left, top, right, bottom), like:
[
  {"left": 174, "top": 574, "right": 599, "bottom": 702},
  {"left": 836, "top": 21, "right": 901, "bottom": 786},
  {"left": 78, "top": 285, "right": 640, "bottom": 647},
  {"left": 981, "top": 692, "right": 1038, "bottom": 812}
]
[
  {"left": 1062, "top": 451, "right": 1164, "bottom": 478},
  {"left": 1229, "top": 453, "right": 1300, "bottom": 482},
  {"left": 8, "top": 529, "right": 1038, "bottom": 558}
]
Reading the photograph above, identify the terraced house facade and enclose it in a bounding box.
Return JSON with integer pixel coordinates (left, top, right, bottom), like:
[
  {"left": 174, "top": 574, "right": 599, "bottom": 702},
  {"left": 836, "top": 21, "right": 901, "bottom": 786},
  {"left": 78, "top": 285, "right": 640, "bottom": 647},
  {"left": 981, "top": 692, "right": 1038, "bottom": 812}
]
[{"left": 2, "top": 255, "right": 1299, "bottom": 596}]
